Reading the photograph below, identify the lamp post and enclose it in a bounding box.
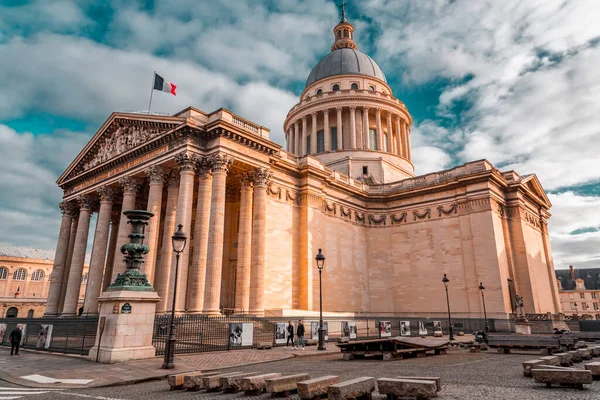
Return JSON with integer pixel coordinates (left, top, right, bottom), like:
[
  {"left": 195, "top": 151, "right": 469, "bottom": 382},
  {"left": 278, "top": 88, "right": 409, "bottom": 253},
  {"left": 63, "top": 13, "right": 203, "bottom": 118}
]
[
  {"left": 315, "top": 248, "right": 326, "bottom": 351},
  {"left": 442, "top": 274, "right": 455, "bottom": 341},
  {"left": 2, "top": 303, "right": 6, "bottom": 318},
  {"left": 478, "top": 282, "right": 490, "bottom": 334},
  {"left": 162, "top": 224, "right": 187, "bottom": 370}
]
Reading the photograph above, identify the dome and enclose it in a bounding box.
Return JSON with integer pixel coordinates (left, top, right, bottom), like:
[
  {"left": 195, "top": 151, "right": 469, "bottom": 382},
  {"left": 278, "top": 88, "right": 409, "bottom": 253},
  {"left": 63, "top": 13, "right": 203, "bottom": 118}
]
[{"left": 305, "top": 48, "right": 387, "bottom": 88}]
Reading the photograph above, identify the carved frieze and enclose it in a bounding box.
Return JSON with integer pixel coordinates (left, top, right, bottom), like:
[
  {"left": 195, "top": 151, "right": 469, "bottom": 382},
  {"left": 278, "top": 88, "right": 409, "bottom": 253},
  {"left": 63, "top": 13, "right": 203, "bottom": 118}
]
[
  {"left": 390, "top": 212, "right": 407, "bottom": 224},
  {"left": 340, "top": 206, "right": 352, "bottom": 218},
  {"left": 437, "top": 203, "right": 457, "bottom": 217},
  {"left": 325, "top": 202, "right": 337, "bottom": 215},
  {"left": 413, "top": 208, "right": 431, "bottom": 221},
  {"left": 368, "top": 214, "right": 386, "bottom": 226},
  {"left": 267, "top": 184, "right": 281, "bottom": 199},
  {"left": 355, "top": 211, "right": 365, "bottom": 223}
]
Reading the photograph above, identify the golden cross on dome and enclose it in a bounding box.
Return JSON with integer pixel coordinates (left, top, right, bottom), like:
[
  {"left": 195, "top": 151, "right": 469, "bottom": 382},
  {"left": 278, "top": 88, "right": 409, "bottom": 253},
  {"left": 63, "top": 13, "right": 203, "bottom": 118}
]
[{"left": 340, "top": 1, "right": 347, "bottom": 22}]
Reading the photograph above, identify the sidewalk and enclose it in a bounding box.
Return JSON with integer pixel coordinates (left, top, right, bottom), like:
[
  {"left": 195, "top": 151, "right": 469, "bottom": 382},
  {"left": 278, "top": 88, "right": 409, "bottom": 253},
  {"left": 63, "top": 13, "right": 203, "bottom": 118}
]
[{"left": 0, "top": 345, "right": 337, "bottom": 389}]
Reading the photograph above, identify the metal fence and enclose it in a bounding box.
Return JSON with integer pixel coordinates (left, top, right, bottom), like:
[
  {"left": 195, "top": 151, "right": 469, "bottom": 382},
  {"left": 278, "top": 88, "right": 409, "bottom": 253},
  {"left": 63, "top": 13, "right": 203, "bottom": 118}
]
[
  {"left": 152, "top": 314, "right": 276, "bottom": 355},
  {"left": 0, "top": 317, "right": 98, "bottom": 356}
]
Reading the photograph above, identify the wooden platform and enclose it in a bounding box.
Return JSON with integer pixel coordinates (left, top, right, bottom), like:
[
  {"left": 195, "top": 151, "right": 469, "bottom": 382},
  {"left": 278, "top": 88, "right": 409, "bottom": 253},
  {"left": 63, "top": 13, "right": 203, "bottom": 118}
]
[{"left": 336, "top": 337, "right": 449, "bottom": 361}]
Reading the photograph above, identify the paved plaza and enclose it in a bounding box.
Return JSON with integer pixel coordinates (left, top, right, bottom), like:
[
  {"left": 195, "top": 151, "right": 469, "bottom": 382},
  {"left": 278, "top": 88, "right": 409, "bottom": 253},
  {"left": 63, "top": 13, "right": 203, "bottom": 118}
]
[{"left": 2, "top": 346, "right": 600, "bottom": 399}]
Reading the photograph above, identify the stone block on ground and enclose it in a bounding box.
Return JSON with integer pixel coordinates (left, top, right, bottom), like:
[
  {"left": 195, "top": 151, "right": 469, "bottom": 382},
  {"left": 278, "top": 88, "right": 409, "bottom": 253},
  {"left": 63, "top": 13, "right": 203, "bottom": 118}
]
[
  {"left": 168, "top": 372, "right": 196, "bottom": 390},
  {"left": 203, "top": 372, "right": 245, "bottom": 391},
  {"left": 305, "top": 339, "right": 319, "bottom": 346},
  {"left": 298, "top": 375, "right": 339, "bottom": 399},
  {"left": 220, "top": 372, "right": 261, "bottom": 393},
  {"left": 328, "top": 377, "right": 376, "bottom": 400},
  {"left": 257, "top": 342, "right": 273, "bottom": 350},
  {"left": 395, "top": 377, "right": 441, "bottom": 392},
  {"left": 577, "top": 348, "right": 593, "bottom": 360},
  {"left": 584, "top": 362, "right": 600, "bottom": 379},
  {"left": 568, "top": 350, "right": 583, "bottom": 363},
  {"left": 183, "top": 371, "right": 219, "bottom": 391},
  {"left": 266, "top": 373, "right": 311, "bottom": 396},
  {"left": 590, "top": 346, "right": 600, "bottom": 357},
  {"left": 539, "top": 356, "right": 559, "bottom": 365},
  {"left": 240, "top": 373, "right": 282, "bottom": 395},
  {"left": 522, "top": 360, "right": 549, "bottom": 377},
  {"left": 457, "top": 332, "right": 465, "bottom": 336},
  {"left": 552, "top": 353, "right": 572, "bottom": 366},
  {"left": 577, "top": 341, "right": 587, "bottom": 348},
  {"left": 338, "top": 337, "right": 350, "bottom": 344},
  {"left": 378, "top": 378, "right": 438, "bottom": 400},
  {"left": 531, "top": 368, "right": 593, "bottom": 389}
]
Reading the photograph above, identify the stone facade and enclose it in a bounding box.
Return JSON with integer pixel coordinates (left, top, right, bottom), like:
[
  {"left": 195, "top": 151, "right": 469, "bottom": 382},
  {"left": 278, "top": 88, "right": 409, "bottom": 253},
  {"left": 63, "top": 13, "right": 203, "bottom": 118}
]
[
  {"left": 46, "top": 16, "right": 560, "bottom": 319},
  {"left": 556, "top": 266, "right": 600, "bottom": 319},
  {"left": 0, "top": 245, "right": 87, "bottom": 318}
]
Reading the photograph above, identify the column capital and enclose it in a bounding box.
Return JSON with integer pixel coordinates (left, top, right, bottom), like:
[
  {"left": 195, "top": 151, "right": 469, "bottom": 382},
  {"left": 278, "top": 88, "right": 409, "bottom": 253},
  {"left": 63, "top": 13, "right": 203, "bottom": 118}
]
[
  {"left": 238, "top": 172, "right": 254, "bottom": 190},
  {"left": 77, "top": 194, "right": 96, "bottom": 211},
  {"left": 376, "top": 107, "right": 382, "bottom": 114},
  {"left": 145, "top": 164, "right": 167, "bottom": 184},
  {"left": 336, "top": 106, "right": 343, "bottom": 112},
  {"left": 196, "top": 159, "right": 213, "bottom": 180},
  {"left": 311, "top": 112, "right": 317, "bottom": 118},
  {"left": 349, "top": 105, "right": 357, "bottom": 111},
  {"left": 59, "top": 201, "right": 78, "bottom": 216},
  {"left": 98, "top": 185, "right": 118, "bottom": 203},
  {"left": 208, "top": 153, "right": 233, "bottom": 174},
  {"left": 175, "top": 152, "right": 197, "bottom": 172},
  {"left": 363, "top": 106, "right": 370, "bottom": 111},
  {"left": 253, "top": 168, "right": 272, "bottom": 188},
  {"left": 119, "top": 176, "right": 143, "bottom": 194}
]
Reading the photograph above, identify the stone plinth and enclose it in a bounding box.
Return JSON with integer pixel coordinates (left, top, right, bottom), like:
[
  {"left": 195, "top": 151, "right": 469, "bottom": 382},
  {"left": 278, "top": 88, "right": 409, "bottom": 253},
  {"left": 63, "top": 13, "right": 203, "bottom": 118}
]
[
  {"left": 514, "top": 322, "right": 532, "bottom": 335},
  {"left": 298, "top": 376, "right": 339, "bottom": 399},
  {"left": 584, "top": 362, "right": 600, "bottom": 378},
  {"left": 377, "top": 378, "right": 438, "bottom": 399},
  {"left": 88, "top": 290, "right": 160, "bottom": 364}
]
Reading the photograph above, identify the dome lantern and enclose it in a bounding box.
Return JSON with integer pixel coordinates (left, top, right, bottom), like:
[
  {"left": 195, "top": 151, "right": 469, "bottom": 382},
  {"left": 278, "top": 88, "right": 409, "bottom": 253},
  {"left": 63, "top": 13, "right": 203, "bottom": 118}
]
[{"left": 332, "top": 2, "right": 357, "bottom": 51}]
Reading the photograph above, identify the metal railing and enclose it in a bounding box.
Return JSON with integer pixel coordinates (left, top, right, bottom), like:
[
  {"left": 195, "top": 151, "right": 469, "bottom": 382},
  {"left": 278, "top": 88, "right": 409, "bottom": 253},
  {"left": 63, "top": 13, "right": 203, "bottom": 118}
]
[{"left": 0, "top": 317, "right": 98, "bottom": 356}]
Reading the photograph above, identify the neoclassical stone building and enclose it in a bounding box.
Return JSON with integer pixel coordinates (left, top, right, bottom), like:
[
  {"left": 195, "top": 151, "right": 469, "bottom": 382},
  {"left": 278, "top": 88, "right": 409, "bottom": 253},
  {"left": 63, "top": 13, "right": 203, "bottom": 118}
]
[{"left": 45, "top": 15, "right": 561, "bottom": 319}]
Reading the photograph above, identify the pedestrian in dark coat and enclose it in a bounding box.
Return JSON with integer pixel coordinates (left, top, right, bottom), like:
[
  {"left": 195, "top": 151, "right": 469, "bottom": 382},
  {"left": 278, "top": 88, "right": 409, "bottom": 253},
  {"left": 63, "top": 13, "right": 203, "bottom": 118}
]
[
  {"left": 9, "top": 325, "right": 23, "bottom": 356},
  {"left": 286, "top": 321, "right": 295, "bottom": 348},
  {"left": 296, "top": 320, "right": 305, "bottom": 350}
]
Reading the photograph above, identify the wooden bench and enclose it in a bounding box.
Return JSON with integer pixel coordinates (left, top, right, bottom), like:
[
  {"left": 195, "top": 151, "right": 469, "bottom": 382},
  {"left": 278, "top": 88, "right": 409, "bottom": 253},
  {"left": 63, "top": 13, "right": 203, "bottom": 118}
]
[
  {"left": 240, "top": 373, "right": 281, "bottom": 395},
  {"left": 298, "top": 376, "right": 339, "bottom": 400},
  {"left": 204, "top": 372, "right": 246, "bottom": 392},
  {"left": 328, "top": 377, "right": 376, "bottom": 400},
  {"left": 584, "top": 362, "right": 600, "bottom": 379},
  {"left": 182, "top": 371, "right": 219, "bottom": 391},
  {"left": 531, "top": 368, "right": 593, "bottom": 389},
  {"left": 378, "top": 378, "right": 438, "bottom": 400},
  {"left": 220, "top": 372, "right": 260, "bottom": 393},
  {"left": 394, "top": 377, "right": 441, "bottom": 392},
  {"left": 266, "top": 373, "right": 311, "bottom": 397}
]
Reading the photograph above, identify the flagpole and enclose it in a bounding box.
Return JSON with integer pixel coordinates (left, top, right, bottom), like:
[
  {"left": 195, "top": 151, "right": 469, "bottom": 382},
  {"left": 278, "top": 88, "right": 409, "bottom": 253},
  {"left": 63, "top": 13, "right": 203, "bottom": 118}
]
[{"left": 148, "top": 71, "right": 155, "bottom": 114}]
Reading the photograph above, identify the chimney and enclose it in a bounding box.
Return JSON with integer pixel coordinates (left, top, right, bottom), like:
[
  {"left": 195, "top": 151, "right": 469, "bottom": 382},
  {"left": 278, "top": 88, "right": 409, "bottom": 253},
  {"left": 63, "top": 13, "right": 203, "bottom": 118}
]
[{"left": 569, "top": 265, "right": 575, "bottom": 280}]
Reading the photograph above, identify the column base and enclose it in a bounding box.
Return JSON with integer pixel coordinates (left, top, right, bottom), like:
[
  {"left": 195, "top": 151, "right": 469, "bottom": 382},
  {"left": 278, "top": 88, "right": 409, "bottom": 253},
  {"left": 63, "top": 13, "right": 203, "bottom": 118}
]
[
  {"left": 202, "top": 309, "right": 222, "bottom": 316},
  {"left": 59, "top": 312, "right": 77, "bottom": 318},
  {"left": 247, "top": 310, "right": 265, "bottom": 317}
]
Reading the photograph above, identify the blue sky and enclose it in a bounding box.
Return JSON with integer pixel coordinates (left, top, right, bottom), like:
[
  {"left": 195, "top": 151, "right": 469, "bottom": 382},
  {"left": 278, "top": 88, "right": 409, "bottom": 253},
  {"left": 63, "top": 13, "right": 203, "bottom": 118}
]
[{"left": 0, "top": 0, "right": 599, "bottom": 269}]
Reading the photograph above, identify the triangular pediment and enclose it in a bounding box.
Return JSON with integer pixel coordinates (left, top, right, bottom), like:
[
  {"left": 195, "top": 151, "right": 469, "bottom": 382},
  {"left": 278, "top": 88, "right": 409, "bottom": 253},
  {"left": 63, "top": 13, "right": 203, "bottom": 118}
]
[
  {"left": 57, "top": 113, "right": 185, "bottom": 185},
  {"left": 520, "top": 174, "right": 552, "bottom": 208}
]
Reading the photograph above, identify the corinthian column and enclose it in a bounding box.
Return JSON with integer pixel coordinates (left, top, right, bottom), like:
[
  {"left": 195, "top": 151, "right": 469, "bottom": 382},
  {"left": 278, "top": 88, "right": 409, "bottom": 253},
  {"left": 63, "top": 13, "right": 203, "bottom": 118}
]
[
  {"left": 172, "top": 152, "right": 196, "bottom": 312},
  {"left": 349, "top": 106, "right": 357, "bottom": 149},
  {"left": 187, "top": 162, "right": 213, "bottom": 313},
  {"left": 249, "top": 168, "right": 272, "bottom": 316},
  {"left": 363, "top": 107, "right": 370, "bottom": 149},
  {"left": 102, "top": 211, "right": 120, "bottom": 292},
  {"left": 336, "top": 107, "right": 343, "bottom": 150},
  {"left": 301, "top": 117, "right": 308, "bottom": 155},
  {"left": 144, "top": 165, "right": 166, "bottom": 284},
  {"left": 155, "top": 173, "right": 179, "bottom": 313},
  {"left": 376, "top": 108, "right": 383, "bottom": 151},
  {"left": 234, "top": 173, "right": 253, "bottom": 314},
  {"left": 58, "top": 211, "right": 79, "bottom": 313},
  {"left": 406, "top": 124, "right": 412, "bottom": 160},
  {"left": 311, "top": 113, "right": 318, "bottom": 154},
  {"left": 203, "top": 153, "right": 232, "bottom": 315},
  {"left": 386, "top": 111, "right": 393, "bottom": 153},
  {"left": 61, "top": 196, "right": 94, "bottom": 317},
  {"left": 83, "top": 186, "right": 116, "bottom": 315},
  {"left": 111, "top": 176, "right": 142, "bottom": 281},
  {"left": 294, "top": 120, "right": 300, "bottom": 156},
  {"left": 324, "top": 109, "right": 331, "bottom": 151},
  {"left": 395, "top": 116, "right": 403, "bottom": 157},
  {"left": 44, "top": 201, "right": 76, "bottom": 316}
]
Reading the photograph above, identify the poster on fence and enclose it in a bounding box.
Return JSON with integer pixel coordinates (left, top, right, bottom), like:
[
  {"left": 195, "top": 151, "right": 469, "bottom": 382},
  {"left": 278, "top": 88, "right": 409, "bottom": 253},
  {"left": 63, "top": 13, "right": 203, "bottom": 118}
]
[
  {"left": 0, "top": 324, "right": 6, "bottom": 344},
  {"left": 36, "top": 324, "right": 53, "bottom": 349},
  {"left": 19, "top": 324, "right": 27, "bottom": 345},
  {"left": 229, "top": 323, "right": 253, "bottom": 347},
  {"left": 342, "top": 321, "right": 357, "bottom": 339},
  {"left": 275, "top": 323, "right": 287, "bottom": 344},
  {"left": 379, "top": 321, "right": 392, "bottom": 337},
  {"left": 418, "top": 321, "right": 427, "bottom": 336},
  {"left": 433, "top": 321, "right": 442, "bottom": 334},
  {"left": 311, "top": 322, "right": 328, "bottom": 340},
  {"left": 400, "top": 321, "right": 411, "bottom": 336}
]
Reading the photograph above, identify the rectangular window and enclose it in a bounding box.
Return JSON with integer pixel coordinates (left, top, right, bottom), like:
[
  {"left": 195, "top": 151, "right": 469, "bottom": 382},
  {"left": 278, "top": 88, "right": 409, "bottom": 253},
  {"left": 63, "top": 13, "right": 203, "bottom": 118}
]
[
  {"left": 306, "top": 136, "right": 311, "bottom": 155},
  {"left": 592, "top": 292, "right": 597, "bottom": 299},
  {"left": 369, "top": 129, "right": 377, "bottom": 150},
  {"left": 594, "top": 302, "right": 599, "bottom": 310},
  {"left": 383, "top": 133, "right": 389, "bottom": 152},
  {"left": 362, "top": 166, "right": 368, "bottom": 175},
  {"left": 580, "top": 293, "right": 585, "bottom": 299},
  {"left": 317, "top": 130, "right": 324, "bottom": 153},
  {"left": 569, "top": 294, "right": 574, "bottom": 300},
  {"left": 331, "top": 128, "right": 338, "bottom": 150}
]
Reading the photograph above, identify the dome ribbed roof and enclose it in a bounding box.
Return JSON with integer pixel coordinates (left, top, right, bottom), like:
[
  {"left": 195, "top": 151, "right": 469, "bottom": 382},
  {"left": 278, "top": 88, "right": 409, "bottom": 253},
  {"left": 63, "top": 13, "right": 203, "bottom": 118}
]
[{"left": 305, "top": 48, "right": 386, "bottom": 88}]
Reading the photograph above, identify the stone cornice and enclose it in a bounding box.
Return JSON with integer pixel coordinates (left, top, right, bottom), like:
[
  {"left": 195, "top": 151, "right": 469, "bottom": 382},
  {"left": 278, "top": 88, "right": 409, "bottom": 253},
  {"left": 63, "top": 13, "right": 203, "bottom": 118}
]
[{"left": 203, "top": 121, "right": 281, "bottom": 156}]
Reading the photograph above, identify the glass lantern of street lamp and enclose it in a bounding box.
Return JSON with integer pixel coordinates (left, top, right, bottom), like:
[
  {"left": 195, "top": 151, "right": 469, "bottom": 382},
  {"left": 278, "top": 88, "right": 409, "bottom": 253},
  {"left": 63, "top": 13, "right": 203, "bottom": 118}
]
[
  {"left": 171, "top": 224, "right": 187, "bottom": 254},
  {"left": 443, "top": 274, "right": 450, "bottom": 287},
  {"left": 479, "top": 282, "right": 485, "bottom": 291},
  {"left": 315, "top": 248, "right": 325, "bottom": 270}
]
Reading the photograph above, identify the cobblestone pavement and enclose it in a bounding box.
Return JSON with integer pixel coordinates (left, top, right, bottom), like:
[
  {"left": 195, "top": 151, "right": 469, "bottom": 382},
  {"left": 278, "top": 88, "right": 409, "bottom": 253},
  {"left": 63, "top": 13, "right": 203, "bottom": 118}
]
[{"left": 7, "top": 349, "right": 600, "bottom": 400}]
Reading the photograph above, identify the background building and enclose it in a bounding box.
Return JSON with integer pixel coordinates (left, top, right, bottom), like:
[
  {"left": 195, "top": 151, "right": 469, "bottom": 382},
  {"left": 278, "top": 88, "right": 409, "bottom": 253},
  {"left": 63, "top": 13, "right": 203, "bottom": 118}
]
[
  {"left": 0, "top": 245, "right": 88, "bottom": 318},
  {"left": 556, "top": 265, "right": 600, "bottom": 319}
]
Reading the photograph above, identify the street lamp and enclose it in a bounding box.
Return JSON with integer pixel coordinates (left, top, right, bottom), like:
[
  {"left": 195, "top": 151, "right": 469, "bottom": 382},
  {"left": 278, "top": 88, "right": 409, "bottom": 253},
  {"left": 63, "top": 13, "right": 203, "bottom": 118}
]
[
  {"left": 162, "top": 224, "right": 187, "bottom": 370},
  {"left": 478, "top": 282, "right": 490, "bottom": 334},
  {"left": 315, "top": 248, "right": 326, "bottom": 351},
  {"left": 442, "top": 274, "right": 455, "bottom": 341}
]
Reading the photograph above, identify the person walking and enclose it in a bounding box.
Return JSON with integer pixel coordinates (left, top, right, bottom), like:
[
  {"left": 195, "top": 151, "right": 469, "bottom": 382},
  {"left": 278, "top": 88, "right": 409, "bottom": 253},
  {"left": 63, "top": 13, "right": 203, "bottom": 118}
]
[
  {"left": 296, "top": 320, "right": 305, "bottom": 350},
  {"left": 9, "top": 325, "right": 23, "bottom": 356},
  {"left": 286, "top": 321, "right": 295, "bottom": 348}
]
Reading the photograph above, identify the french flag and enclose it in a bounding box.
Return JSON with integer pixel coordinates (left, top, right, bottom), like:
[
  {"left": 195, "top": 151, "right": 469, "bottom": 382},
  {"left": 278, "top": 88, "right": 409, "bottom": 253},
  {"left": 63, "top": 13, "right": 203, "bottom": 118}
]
[{"left": 153, "top": 73, "right": 176, "bottom": 96}]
